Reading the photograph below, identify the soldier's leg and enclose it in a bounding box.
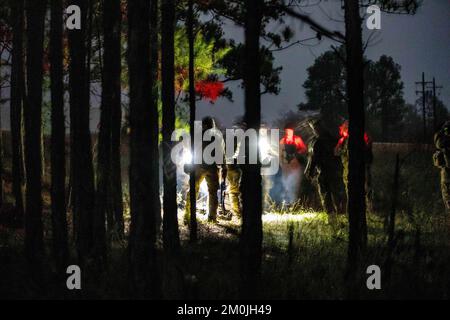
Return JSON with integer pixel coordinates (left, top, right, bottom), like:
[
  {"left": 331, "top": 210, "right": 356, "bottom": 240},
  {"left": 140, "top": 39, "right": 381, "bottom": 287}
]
[
  {"left": 262, "top": 175, "right": 273, "bottom": 211},
  {"left": 184, "top": 169, "right": 205, "bottom": 224},
  {"left": 441, "top": 169, "right": 450, "bottom": 213},
  {"left": 206, "top": 167, "right": 220, "bottom": 221},
  {"left": 318, "top": 176, "right": 334, "bottom": 214},
  {"left": 227, "top": 167, "right": 242, "bottom": 216}
]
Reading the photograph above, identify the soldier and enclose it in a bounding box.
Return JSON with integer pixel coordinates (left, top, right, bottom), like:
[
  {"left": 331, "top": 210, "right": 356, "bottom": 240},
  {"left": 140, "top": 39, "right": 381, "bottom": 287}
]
[
  {"left": 434, "top": 121, "right": 450, "bottom": 213},
  {"left": 184, "top": 117, "right": 224, "bottom": 224},
  {"left": 334, "top": 121, "right": 374, "bottom": 212},
  {"left": 305, "top": 119, "right": 345, "bottom": 216},
  {"left": 224, "top": 124, "right": 242, "bottom": 219},
  {"left": 279, "top": 124, "right": 308, "bottom": 203}
]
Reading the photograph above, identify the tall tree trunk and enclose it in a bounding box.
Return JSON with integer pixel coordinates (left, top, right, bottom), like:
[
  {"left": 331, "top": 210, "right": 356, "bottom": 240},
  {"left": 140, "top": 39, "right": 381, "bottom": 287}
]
[
  {"left": 127, "top": 0, "right": 161, "bottom": 298},
  {"left": 109, "top": 0, "right": 124, "bottom": 236},
  {"left": 150, "top": 0, "right": 161, "bottom": 236},
  {"left": 24, "top": 0, "right": 46, "bottom": 266},
  {"left": 50, "top": 0, "right": 68, "bottom": 270},
  {"left": 94, "top": 0, "right": 123, "bottom": 262},
  {"left": 187, "top": 0, "right": 197, "bottom": 243},
  {"left": 0, "top": 51, "right": 4, "bottom": 208},
  {"left": 344, "top": 0, "right": 367, "bottom": 277},
  {"left": 240, "top": 0, "right": 263, "bottom": 299},
  {"left": 162, "top": 0, "right": 180, "bottom": 253},
  {"left": 68, "top": 0, "right": 96, "bottom": 263},
  {"left": 9, "top": 0, "right": 25, "bottom": 223}
]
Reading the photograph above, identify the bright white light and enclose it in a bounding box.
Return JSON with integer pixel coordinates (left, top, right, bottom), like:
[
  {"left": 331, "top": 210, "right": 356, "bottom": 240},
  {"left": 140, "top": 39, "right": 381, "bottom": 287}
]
[
  {"left": 199, "top": 180, "right": 208, "bottom": 195},
  {"left": 259, "top": 136, "right": 270, "bottom": 159},
  {"left": 183, "top": 149, "right": 192, "bottom": 164}
]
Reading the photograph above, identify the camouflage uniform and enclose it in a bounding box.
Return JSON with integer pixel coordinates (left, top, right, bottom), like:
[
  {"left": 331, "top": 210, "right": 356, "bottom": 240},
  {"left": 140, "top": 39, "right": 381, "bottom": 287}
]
[
  {"left": 184, "top": 117, "right": 223, "bottom": 223},
  {"left": 226, "top": 164, "right": 242, "bottom": 216},
  {"left": 185, "top": 165, "right": 220, "bottom": 223},
  {"left": 434, "top": 121, "right": 450, "bottom": 213},
  {"left": 305, "top": 121, "right": 344, "bottom": 215}
]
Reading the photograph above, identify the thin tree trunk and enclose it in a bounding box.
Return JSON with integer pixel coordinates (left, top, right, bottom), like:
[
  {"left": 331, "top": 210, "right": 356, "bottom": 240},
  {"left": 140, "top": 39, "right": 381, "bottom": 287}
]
[
  {"left": 150, "top": 0, "right": 161, "bottom": 236},
  {"left": 97, "top": 0, "right": 123, "bottom": 241},
  {"left": 9, "top": 0, "right": 25, "bottom": 223},
  {"left": 68, "top": 0, "right": 96, "bottom": 263},
  {"left": 162, "top": 0, "right": 180, "bottom": 253},
  {"left": 127, "top": 0, "right": 161, "bottom": 298},
  {"left": 0, "top": 51, "right": 4, "bottom": 208},
  {"left": 50, "top": 0, "right": 68, "bottom": 270},
  {"left": 240, "top": 0, "right": 263, "bottom": 299},
  {"left": 344, "top": 0, "right": 367, "bottom": 277},
  {"left": 187, "top": 0, "right": 197, "bottom": 243},
  {"left": 109, "top": 0, "right": 124, "bottom": 236},
  {"left": 24, "top": 0, "right": 46, "bottom": 266}
]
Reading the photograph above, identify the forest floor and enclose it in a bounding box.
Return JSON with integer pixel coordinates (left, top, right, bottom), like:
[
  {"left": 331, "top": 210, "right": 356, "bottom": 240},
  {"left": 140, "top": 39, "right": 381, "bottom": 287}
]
[
  {"left": 1, "top": 148, "right": 450, "bottom": 299},
  {"left": 2, "top": 201, "right": 449, "bottom": 299}
]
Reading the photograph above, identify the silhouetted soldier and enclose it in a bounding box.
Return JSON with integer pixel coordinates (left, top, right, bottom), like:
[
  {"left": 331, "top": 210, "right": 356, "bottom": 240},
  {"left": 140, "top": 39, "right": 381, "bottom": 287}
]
[
  {"left": 279, "top": 123, "right": 307, "bottom": 203},
  {"left": 434, "top": 121, "right": 450, "bottom": 213},
  {"left": 305, "top": 119, "right": 345, "bottom": 216},
  {"left": 185, "top": 117, "right": 224, "bottom": 223}
]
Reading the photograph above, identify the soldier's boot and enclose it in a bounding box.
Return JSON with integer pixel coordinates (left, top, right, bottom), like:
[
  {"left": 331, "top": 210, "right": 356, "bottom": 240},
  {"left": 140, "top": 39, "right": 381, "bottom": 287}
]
[{"left": 206, "top": 169, "right": 219, "bottom": 222}]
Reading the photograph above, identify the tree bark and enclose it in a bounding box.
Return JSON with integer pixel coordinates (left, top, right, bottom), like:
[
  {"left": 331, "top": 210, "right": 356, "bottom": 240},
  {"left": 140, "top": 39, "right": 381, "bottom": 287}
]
[
  {"left": 344, "top": 0, "right": 367, "bottom": 277},
  {"left": 240, "top": 0, "right": 263, "bottom": 299},
  {"left": 24, "top": 0, "right": 46, "bottom": 266},
  {"left": 109, "top": 0, "right": 124, "bottom": 236},
  {"left": 68, "top": 0, "right": 96, "bottom": 263},
  {"left": 50, "top": 0, "right": 69, "bottom": 270},
  {"left": 9, "top": 0, "right": 25, "bottom": 223},
  {"left": 187, "top": 0, "right": 197, "bottom": 243},
  {"left": 127, "top": 0, "right": 161, "bottom": 298},
  {"left": 94, "top": 0, "right": 123, "bottom": 262},
  {"left": 0, "top": 48, "right": 4, "bottom": 208},
  {"left": 162, "top": 0, "right": 180, "bottom": 253},
  {"left": 150, "top": 0, "right": 161, "bottom": 236}
]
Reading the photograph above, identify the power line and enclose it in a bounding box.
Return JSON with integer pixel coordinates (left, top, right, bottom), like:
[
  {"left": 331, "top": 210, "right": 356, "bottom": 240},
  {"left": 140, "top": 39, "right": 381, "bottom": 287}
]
[{"left": 415, "top": 73, "right": 444, "bottom": 140}]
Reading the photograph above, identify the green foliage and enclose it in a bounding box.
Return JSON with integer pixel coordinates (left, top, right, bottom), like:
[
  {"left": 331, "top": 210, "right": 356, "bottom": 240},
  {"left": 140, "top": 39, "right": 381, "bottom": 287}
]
[{"left": 174, "top": 27, "right": 231, "bottom": 92}]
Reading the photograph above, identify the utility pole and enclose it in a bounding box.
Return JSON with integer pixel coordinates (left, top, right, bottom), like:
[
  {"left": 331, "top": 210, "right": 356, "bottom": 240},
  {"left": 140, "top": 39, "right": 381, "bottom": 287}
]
[{"left": 415, "top": 72, "right": 432, "bottom": 142}]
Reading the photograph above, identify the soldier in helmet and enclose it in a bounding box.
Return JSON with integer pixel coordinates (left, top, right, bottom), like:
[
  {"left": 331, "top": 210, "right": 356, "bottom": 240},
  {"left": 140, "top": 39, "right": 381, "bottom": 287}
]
[
  {"left": 279, "top": 123, "right": 308, "bottom": 203},
  {"left": 305, "top": 119, "right": 345, "bottom": 217},
  {"left": 434, "top": 120, "right": 450, "bottom": 213},
  {"left": 184, "top": 117, "right": 225, "bottom": 224}
]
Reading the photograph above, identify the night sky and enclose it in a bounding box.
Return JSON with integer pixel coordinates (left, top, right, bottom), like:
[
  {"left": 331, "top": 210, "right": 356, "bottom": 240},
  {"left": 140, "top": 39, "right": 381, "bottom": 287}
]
[
  {"left": 197, "top": 0, "right": 450, "bottom": 128},
  {"left": 1, "top": 1, "right": 448, "bottom": 132}
]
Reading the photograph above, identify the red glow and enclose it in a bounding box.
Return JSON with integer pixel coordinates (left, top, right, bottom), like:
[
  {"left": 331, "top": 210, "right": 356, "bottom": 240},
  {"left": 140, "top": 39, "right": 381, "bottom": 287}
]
[
  {"left": 336, "top": 121, "right": 371, "bottom": 149},
  {"left": 195, "top": 80, "right": 224, "bottom": 102},
  {"left": 280, "top": 128, "right": 307, "bottom": 154}
]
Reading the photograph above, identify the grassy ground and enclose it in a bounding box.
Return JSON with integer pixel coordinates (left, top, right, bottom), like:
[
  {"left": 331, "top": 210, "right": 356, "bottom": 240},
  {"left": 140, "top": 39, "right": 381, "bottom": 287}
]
[
  {"left": 1, "top": 207, "right": 448, "bottom": 299},
  {"left": 0, "top": 147, "right": 449, "bottom": 299}
]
